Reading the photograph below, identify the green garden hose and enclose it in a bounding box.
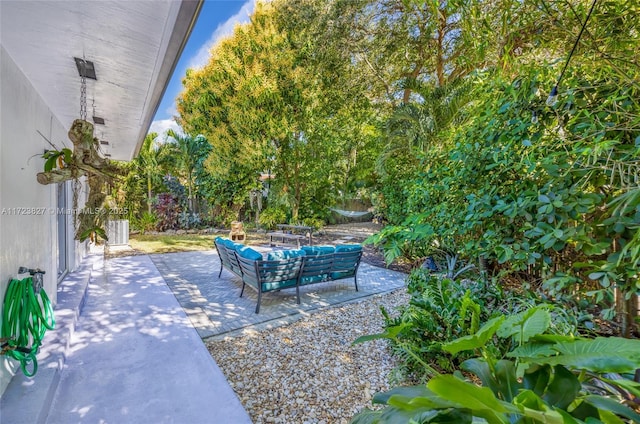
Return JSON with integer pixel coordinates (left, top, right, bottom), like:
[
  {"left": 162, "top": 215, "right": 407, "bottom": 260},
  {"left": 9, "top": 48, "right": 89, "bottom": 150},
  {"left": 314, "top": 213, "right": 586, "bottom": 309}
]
[{"left": 1, "top": 277, "right": 55, "bottom": 377}]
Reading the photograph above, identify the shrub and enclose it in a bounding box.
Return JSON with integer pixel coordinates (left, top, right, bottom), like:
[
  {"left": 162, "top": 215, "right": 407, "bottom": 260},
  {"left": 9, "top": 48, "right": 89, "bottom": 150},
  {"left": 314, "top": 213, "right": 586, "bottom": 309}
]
[
  {"left": 363, "top": 270, "right": 504, "bottom": 379},
  {"left": 353, "top": 307, "right": 640, "bottom": 424},
  {"left": 154, "top": 193, "right": 180, "bottom": 231},
  {"left": 258, "top": 207, "right": 287, "bottom": 230},
  {"left": 357, "top": 268, "right": 583, "bottom": 383},
  {"left": 134, "top": 211, "right": 157, "bottom": 234},
  {"left": 301, "top": 217, "right": 324, "bottom": 231},
  {"left": 178, "top": 211, "right": 201, "bottom": 229}
]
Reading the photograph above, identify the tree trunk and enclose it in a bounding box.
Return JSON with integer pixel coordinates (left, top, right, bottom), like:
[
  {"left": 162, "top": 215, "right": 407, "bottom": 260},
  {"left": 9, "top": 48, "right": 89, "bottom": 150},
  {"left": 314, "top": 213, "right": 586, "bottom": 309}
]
[
  {"left": 187, "top": 171, "right": 194, "bottom": 213},
  {"left": 147, "top": 172, "right": 152, "bottom": 214}
]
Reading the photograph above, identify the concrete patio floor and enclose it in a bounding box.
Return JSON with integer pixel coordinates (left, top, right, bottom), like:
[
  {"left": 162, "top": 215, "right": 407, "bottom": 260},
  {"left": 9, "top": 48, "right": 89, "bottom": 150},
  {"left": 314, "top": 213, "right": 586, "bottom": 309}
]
[
  {"left": 1, "top": 246, "right": 407, "bottom": 423},
  {"left": 151, "top": 247, "right": 408, "bottom": 340}
]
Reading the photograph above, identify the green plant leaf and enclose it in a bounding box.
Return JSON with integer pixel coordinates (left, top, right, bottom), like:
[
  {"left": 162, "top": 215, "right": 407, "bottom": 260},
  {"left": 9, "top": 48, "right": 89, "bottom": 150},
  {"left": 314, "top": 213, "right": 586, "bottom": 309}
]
[
  {"left": 351, "top": 405, "right": 475, "bottom": 424},
  {"left": 374, "top": 385, "right": 461, "bottom": 410},
  {"left": 44, "top": 155, "right": 59, "bottom": 172},
  {"left": 462, "top": 359, "right": 521, "bottom": 402},
  {"left": 442, "top": 316, "right": 504, "bottom": 355},
  {"left": 597, "top": 409, "right": 626, "bottom": 424},
  {"left": 522, "top": 364, "right": 551, "bottom": 396},
  {"left": 460, "top": 359, "right": 494, "bottom": 390},
  {"left": 410, "top": 409, "right": 473, "bottom": 423},
  {"left": 427, "top": 375, "right": 513, "bottom": 423},
  {"left": 353, "top": 323, "right": 410, "bottom": 345},
  {"left": 542, "top": 365, "right": 580, "bottom": 410},
  {"left": 583, "top": 395, "right": 640, "bottom": 423},
  {"left": 508, "top": 341, "right": 556, "bottom": 360},
  {"left": 512, "top": 390, "right": 565, "bottom": 424},
  {"left": 94, "top": 227, "right": 108, "bottom": 241},
  {"left": 529, "top": 334, "right": 578, "bottom": 344},
  {"left": 62, "top": 148, "right": 73, "bottom": 164},
  {"left": 553, "top": 409, "right": 583, "bottom": 423},
  {"left": 541, "top": 337, "right": 640, "bottom": 373},
  {"left": 497, "top": 306, "right": 551, "bottom": 344}
]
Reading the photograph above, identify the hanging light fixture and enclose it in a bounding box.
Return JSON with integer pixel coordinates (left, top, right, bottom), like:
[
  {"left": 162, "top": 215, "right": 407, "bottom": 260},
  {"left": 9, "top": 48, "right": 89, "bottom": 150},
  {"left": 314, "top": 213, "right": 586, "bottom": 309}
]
[{"left": 546, "top": 0, "right": 598, "bottom": 106}]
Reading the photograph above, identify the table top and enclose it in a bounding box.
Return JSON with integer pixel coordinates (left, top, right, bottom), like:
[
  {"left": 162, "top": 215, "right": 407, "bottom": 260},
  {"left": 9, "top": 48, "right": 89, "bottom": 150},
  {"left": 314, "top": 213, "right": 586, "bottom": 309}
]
[{"left": 276, "top": 224, "right": 313, "bottom": 231}]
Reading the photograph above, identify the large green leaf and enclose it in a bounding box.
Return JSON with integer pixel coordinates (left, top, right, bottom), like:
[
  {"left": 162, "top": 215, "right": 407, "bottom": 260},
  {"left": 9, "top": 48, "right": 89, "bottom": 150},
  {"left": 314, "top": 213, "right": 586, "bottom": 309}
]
[
  {"left": 410, "top": 409, "right": 473, "bottom": 423},
  {"left": 427, "top": 375, "right": 513, "bottom": 424},
  {"left": 350, "top": 408, "right": 382, "bottom": 424},
  {"left": 497, "top": 306, "right": 551, "bottom": 345},
  {"left": 554, "top": 409, "right": 583, "bottom": 424},
  {"left": 530, "top": 335, "right": 579, "bottom": 344},
  {"left": 352, "top": 407, "right": 423, "bottom": 424},
  {"left": 374, "top": 385, "right": 462, "bottom": 411},
  {"left": 462, "top": 359, "right": 522, "bottom": 402},
  {"left": 539, "top": 338, "right": 640, "bottom": 373},
  {"left": 512, "top": 390, "right": 565, "bottom": 424},
  {"left": 442, "top": 316, "right": 504, "bottom": 355},
  {"left": 523, "top": 364, "right": 551, "bottom": 397},
  {"left": 542, "top": 365, "right": 580, "bottom": 410},
  {"left": 596, "top": 409, "right": 626, "bottom": 424},
  {"left": 583, "top": 395, "right": 640, "bottom": 423},
  {"left": 350, "top": 406, "right": 474, "bottom": 424},
  {"left": 358, "top": 386, "right": 475, "bottom": 424},
  {"left": 509, "top": 342, "right": 556, "bottom": 360}
]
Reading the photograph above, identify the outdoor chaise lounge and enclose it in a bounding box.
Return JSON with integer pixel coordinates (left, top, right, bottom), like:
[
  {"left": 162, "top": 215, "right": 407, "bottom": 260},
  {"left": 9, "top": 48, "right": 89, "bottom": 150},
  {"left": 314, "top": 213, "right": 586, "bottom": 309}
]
[{"left": 214, "top": 238, "right": 362, "bottom": 313}]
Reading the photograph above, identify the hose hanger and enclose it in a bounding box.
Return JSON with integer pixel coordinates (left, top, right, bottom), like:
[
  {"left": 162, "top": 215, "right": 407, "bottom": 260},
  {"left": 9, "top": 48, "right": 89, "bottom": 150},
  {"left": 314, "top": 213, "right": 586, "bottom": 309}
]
[
  {"left": 18, "top": 266, "right": 45, "bottom": 293},
  {"left": 1, "top": 268, "right": 55, "bottom": 377}
]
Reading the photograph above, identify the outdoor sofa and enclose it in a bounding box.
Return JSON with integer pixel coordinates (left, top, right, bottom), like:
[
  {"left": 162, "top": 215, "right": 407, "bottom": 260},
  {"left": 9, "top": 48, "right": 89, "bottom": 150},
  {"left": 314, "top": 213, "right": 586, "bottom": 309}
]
[{"left": 214, "top": 237, "right": 362, "bottom": 313}]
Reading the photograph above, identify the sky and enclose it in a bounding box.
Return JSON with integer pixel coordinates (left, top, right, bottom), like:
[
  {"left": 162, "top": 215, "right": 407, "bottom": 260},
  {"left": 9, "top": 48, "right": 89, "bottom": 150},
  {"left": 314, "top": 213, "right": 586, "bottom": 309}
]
[{"left": 149, "top": 0, "right": 257, "bottom": 137}]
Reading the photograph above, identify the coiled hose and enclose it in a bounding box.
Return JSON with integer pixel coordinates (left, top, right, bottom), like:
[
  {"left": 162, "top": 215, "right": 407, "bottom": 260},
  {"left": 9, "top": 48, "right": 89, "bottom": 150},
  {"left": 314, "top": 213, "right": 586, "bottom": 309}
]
[{"left": 1, "top": 277, "right": 55, "bottom": 376}]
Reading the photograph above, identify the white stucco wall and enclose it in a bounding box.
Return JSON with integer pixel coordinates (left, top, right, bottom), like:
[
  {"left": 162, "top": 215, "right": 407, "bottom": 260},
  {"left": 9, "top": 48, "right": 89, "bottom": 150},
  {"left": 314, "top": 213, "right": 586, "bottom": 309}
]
[{"left": 0, "top": 46, "right": 87, "bottom": 395}]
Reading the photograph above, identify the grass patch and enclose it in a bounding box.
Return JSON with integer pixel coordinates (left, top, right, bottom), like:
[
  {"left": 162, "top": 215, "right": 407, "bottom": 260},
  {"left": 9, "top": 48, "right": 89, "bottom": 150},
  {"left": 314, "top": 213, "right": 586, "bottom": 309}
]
[{"left": 129, "top": 234, "right": 216, "bottom": 254}]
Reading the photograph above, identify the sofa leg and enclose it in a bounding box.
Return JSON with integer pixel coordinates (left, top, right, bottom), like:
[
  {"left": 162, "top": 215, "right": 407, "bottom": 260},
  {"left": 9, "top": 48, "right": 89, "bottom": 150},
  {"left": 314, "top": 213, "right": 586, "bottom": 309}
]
[
  {"left": 218, "top": 266, "right": 223, "bottom": 278},
  {"left": 240, "top": 282, "right": 245, "bottom": 298},
  {"left": 255, "top": 291, "right": 262, "bottom": 314},
  {"left": 354, "top": 276, "right": 359, "bottom": 292},
  {"left": 296, "top": 285, "right": 301, "bottom": 305}
]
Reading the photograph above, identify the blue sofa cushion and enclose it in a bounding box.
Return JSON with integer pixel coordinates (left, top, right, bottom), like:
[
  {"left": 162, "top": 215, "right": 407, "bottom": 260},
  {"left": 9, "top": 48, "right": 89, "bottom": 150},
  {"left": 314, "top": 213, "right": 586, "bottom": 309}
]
[
  {"left": 267, "top": 249, "right": 306, "bottom": 260},
  {"left": 301, "top": 275, "right": 326, "bottom": 285},
  {"left": 236, "top": 246, "right": 263, "bottom": 260},
  {"left": 331, "top": 270, "right": 356, "bottom": 280},
  {"left": 335, "top": 243, "right": 362, "bottom": 252},
  {"left": 219, "top": 238, "right": 235, "bottom": 249},
  {"left": 301, "top": 245, "right": 335, "bottom": 256},
  {"left": 262, "top": 279, "right": 297, "bottom": 292}
]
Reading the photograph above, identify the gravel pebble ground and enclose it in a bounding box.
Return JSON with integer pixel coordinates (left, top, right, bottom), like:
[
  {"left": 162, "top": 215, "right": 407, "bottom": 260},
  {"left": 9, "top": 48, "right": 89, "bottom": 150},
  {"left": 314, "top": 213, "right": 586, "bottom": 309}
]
[{"left": 206, "top": 289, "right": 409, "bottom": 424}]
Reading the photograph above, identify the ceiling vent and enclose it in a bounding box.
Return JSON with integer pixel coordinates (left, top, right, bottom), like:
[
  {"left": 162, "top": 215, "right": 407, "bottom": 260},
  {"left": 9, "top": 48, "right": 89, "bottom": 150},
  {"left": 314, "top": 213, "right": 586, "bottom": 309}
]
[{"left": 93, "top": 116, "right": 105, "bottom": 125}]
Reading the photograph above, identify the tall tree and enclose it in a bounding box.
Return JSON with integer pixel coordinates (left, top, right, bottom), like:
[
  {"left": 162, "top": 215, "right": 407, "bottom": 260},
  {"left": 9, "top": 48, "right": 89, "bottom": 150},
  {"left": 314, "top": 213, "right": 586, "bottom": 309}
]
[{"left": 177, "top": 0, "right": 380, "bottom": 220}]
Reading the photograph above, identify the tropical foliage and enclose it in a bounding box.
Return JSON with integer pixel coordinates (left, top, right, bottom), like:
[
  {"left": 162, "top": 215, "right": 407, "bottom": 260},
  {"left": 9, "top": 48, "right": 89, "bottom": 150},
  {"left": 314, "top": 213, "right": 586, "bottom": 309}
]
[
  {"left": 111, "top": 0, "right": 639, "bottom": 417},
  {"left": 352, "top": 308, "right": 640, "bottom": 423}
]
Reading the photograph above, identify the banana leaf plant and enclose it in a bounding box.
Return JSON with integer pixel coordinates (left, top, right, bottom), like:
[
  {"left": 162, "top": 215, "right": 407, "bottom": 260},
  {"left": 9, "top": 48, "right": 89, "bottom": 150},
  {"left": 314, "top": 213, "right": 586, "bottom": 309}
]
[{"left": 352, "top": 306, "right": 640, "bottom": 423}]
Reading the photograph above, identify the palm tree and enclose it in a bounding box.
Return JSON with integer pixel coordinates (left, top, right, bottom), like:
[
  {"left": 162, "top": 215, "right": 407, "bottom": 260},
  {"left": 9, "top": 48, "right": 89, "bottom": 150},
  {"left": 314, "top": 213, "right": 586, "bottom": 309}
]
[
  {"left": 136, "top": 132, "right": 165, "bottom": 214},
  {"left": 165, "top": 129, "right": 211, "bottom": 212},
  {"left": 377, "top": 79, "right": 473, "bottom": 178}
]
